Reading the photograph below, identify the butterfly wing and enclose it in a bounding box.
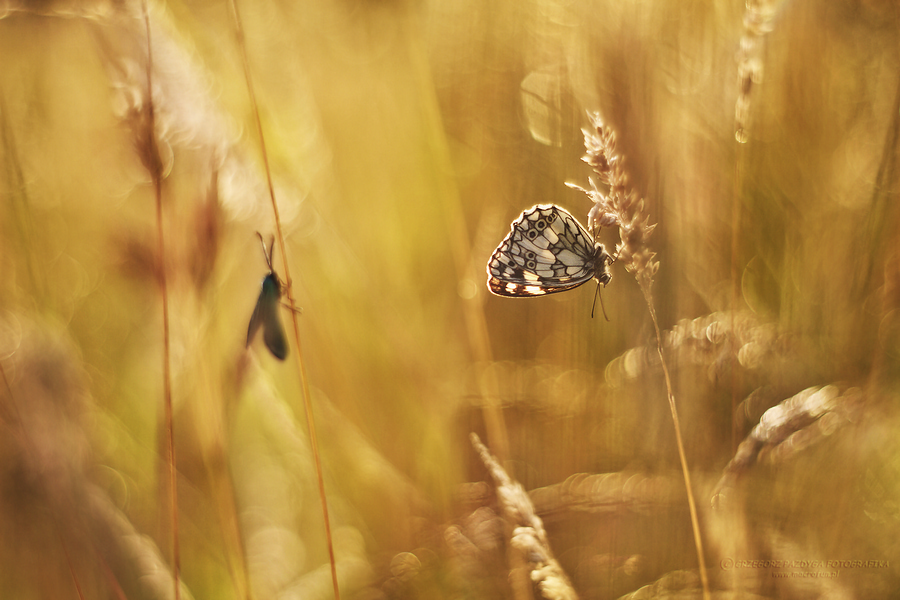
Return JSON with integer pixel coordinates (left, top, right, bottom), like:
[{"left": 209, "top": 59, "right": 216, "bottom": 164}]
[
  {"left": 486, "top": 204, "right": 606, "bottom": 297},
  {"left": 247, "top": 274, "right": 288, "bottom": 360}
]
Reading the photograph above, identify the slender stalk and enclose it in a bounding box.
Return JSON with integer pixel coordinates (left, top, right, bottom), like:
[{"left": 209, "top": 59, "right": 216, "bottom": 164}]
[
  {"left": 141, "top": 4, "right": 180, "bottom": 599},
  {"left": 228, "top": 1, "right": 340, "bottom": 598},
  {"left": 730, "top": 152, "right": 744, "bottom": 453},
  {"left": 576, "top": 113, "right": 709, "bottom": 600},
  {"left": 640, "top": 286, "right": 710, "bottom": 600}
]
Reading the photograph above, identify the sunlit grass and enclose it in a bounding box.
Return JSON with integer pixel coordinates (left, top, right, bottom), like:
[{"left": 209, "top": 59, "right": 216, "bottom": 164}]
[{"left": 1, "top": 1, "right": 899, "bottom": 599}]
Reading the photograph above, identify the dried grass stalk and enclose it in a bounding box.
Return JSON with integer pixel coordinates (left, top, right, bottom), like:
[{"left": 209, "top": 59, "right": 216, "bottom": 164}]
[
  {"left": 470, "top": 433, "right": 579, "bottom": 600},
  {"left": 735, "top": 0, "right": 783, "bottom": 142},
  {"left": 567, "top": 112, "right": 658, "bottom": 289},
  {"left": 605, "top": 310, "right": 795, "bottom": 386},
  {"left": 712, "top": 385, "right": 865, "bottom": 506},
  {"left": 570, "top": 112, "right": 709, "bottom": 600},
  {"left": 530, "top": 472, "right": 684, "bottom": 516},
  {"left": 227, "top": 0, "right": 340, "bottom": 596}
]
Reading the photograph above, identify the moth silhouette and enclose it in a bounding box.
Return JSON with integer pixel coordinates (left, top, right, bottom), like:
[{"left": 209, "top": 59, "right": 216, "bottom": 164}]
[{"left": 246, "top": 233, "right": 288, "bottom": 360}]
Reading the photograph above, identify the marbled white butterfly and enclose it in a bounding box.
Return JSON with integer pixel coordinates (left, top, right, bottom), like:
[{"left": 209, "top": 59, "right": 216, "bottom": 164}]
[{"left": 486, "top": 204, "right": 612, "bottom": 298}]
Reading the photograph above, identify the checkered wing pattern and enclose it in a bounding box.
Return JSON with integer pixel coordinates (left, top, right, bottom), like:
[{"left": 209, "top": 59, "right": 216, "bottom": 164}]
[{"left": 486, "top": 204, "right": 611, "bottom": 297}]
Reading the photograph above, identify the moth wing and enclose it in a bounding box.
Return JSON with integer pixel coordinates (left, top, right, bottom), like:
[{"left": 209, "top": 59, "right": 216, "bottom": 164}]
[
  {"left": 262, "top": 305, "right": 289, "bottom": 360},
  {"left": 247, "top": 275, "right": 289, "bottom": 360},
  {"left": 246, "top": 293, "right": 265, "bottom": 347}
]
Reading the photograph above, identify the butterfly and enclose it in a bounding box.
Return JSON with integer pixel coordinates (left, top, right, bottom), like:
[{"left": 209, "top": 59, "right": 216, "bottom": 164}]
[
  {"left": 486, "top": 204, "right": 613, "bottom": 307},
  {"left": 246, "top": 233, "right": 288, "bottom": 360}
]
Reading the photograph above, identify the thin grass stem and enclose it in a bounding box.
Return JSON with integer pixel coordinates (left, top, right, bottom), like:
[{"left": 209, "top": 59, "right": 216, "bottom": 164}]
[
  {"left": 640, "top": 286, "right": 710, "bottom": 600},
  {"left": 730, "top": 152, "right": 745, "bottom": 454},
  {"left": 576, "top": 113, "right": 709, "bottom": 600},
  {"left": 141, "top": 4, "right": 180, "bottom": 599},
  {"left": 228, "top": 1, "right": 340, "bottom": 598}
]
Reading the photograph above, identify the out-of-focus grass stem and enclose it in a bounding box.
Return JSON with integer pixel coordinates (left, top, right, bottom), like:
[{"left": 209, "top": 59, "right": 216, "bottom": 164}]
[
  {"left": 404, "top": 25, "right": 511, "bottom": 466},
  {"left": 140, "top": 4, "right": 180, "bottom": 599}
]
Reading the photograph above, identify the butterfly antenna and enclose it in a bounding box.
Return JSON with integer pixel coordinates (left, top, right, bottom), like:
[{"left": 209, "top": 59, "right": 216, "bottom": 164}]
[
  {"left": 591, "top": 280, "right": 610, "bottom": 321},
  {"left": 599, "top": 287, "right": 610, "bottom": 321}
]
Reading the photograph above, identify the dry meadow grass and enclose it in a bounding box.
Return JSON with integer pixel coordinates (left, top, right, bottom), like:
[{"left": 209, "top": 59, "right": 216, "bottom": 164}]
[{"left": 1, "top": 0, "right": 899, "bottom": 598}]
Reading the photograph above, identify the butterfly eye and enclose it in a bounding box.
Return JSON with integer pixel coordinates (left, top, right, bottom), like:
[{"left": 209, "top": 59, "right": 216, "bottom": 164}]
[
  {"left": 535, "top": 219, "right": 547, "bottom": 231},
  {"left": 546, "top": 212, "right": 557, "bottom": 223},
  {"left": 526, "top": 228, "right": 539, "bottom": 240}
]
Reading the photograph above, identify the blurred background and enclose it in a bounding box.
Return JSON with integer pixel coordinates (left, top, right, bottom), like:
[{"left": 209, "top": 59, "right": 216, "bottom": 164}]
[{"left": 1, "top": 0, "right": 899, "bottom": 598}]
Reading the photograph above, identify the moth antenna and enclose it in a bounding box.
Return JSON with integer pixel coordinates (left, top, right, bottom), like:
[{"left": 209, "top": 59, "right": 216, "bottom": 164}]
[
  {"left": 254, "top": 231, "right": 277, "bottom": 272},
  {"left": 254, "top": 231, "right": 269, "bottom": 267}
]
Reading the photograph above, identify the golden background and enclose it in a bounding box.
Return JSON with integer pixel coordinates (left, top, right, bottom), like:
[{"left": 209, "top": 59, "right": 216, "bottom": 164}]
[{"left": 0, "top": 0, "right": 898, "bottom": 598}]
